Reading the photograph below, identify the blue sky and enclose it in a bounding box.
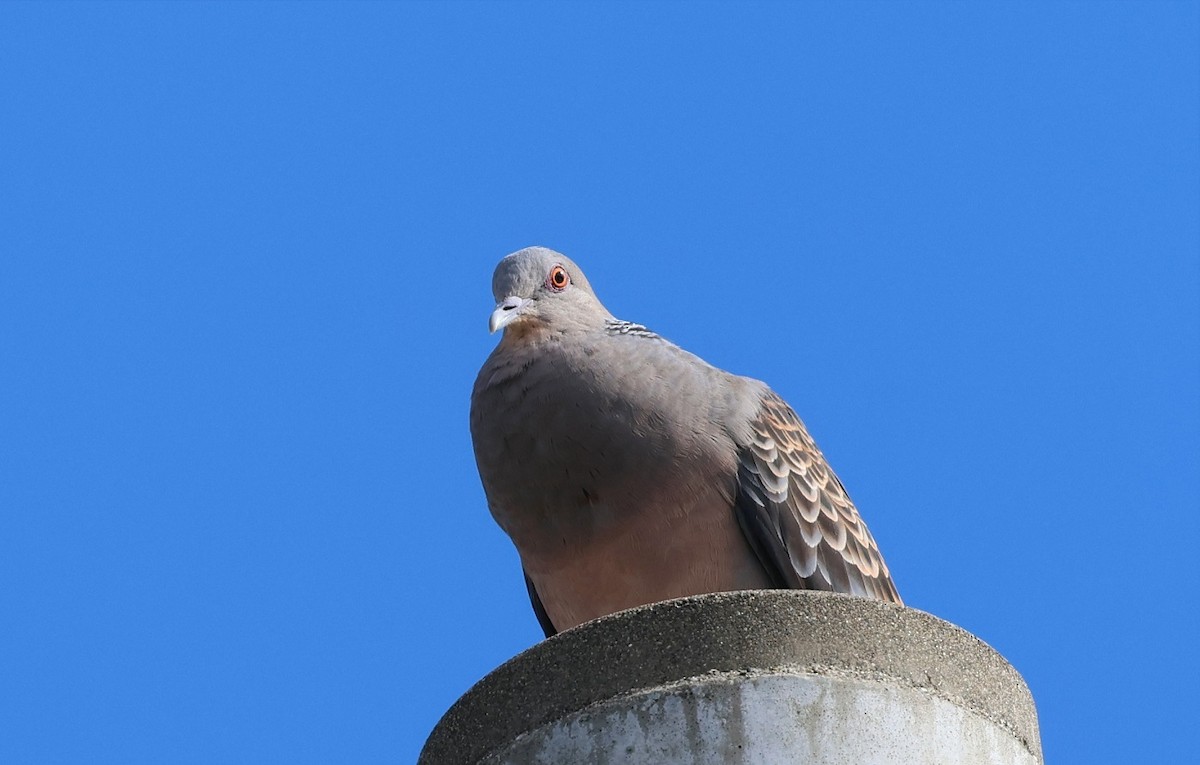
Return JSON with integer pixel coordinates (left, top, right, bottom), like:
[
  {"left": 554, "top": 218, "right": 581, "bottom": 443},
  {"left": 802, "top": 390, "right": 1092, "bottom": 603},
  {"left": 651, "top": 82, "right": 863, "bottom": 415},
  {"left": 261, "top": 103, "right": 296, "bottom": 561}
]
[{"left": 1, "top": 2, "right": 1196, "bottom": 762}]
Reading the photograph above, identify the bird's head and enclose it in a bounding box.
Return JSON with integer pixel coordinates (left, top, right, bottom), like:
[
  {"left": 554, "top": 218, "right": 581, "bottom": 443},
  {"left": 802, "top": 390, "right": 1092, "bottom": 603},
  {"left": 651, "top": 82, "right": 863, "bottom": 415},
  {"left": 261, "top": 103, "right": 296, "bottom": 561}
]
[{"left": 487, "top": 247, "right": 610, "bottom": 336}]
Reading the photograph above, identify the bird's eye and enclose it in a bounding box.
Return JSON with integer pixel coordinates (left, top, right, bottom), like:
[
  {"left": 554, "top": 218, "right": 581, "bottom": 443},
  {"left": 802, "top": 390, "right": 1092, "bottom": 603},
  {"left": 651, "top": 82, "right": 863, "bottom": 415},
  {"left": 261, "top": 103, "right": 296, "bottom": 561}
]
[{"left": 546, "top": 265, "right": 570, "bottom": 291}]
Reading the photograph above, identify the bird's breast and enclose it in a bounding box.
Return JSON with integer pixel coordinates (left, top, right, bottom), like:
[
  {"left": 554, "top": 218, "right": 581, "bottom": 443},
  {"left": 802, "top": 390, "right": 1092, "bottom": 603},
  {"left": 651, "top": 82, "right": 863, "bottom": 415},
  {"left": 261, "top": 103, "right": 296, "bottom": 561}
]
[{"left": 470, "top": 339, "right": 736, "bottom": 556}]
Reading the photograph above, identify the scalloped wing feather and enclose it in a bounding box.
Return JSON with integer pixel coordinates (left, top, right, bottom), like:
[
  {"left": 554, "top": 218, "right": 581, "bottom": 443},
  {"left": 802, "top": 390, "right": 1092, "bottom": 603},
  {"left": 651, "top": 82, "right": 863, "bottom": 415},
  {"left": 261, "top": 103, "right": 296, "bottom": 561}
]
[{"left": 733, "top": 391, "right": 901, "bottom": 604}]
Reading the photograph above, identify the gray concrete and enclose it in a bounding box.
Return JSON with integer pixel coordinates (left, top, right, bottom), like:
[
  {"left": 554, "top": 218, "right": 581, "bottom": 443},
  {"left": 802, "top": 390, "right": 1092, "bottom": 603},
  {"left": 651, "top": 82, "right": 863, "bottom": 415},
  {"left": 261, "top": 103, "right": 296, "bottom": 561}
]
[{"left": 420, "top": 590, "right": 1042, "bottom": 765}]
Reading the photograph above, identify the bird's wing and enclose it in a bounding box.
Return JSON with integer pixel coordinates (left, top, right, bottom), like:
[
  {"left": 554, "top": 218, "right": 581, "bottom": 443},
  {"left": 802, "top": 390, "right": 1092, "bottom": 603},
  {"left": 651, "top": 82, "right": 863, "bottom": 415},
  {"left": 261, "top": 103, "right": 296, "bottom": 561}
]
[
  {"left": 524, "top": 569, "right": 558, "bottom": 637},
  {"left": 732, "top": 390, "right": 901, "bottom": 603}
]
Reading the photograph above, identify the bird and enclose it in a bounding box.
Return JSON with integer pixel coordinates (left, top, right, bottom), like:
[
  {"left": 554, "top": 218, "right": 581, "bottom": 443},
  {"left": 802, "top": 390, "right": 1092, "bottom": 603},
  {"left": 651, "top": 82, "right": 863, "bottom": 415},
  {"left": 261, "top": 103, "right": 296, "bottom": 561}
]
[{"left": 469, "top": 246, "right": 900, "bottom": 637}]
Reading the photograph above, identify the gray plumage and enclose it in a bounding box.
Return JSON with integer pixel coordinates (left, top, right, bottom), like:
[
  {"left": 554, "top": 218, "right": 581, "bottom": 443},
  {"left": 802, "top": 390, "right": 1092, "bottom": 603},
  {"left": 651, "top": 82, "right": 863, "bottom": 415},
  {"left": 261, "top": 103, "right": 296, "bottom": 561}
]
[{"left": 470, "top": 247, "right": 900, "bottom": 637}]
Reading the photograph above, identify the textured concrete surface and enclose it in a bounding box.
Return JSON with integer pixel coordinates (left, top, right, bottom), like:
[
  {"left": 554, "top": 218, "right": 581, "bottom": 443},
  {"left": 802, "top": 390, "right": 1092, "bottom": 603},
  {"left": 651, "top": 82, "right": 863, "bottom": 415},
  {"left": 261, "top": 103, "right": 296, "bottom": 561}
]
[
  {"left": 419, "top": 590, "right": 1042, "bottom": 765},
  {"left": 485, "top": 674, "right": 1039, "bottom": 765}
]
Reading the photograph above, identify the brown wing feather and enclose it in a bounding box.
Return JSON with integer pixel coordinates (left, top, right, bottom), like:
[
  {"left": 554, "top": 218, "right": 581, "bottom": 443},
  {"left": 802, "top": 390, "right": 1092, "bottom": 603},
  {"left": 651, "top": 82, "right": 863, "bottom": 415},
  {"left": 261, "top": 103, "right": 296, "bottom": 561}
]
[{"left": 733, "top": 390, "right": 902, "bottom": 603}]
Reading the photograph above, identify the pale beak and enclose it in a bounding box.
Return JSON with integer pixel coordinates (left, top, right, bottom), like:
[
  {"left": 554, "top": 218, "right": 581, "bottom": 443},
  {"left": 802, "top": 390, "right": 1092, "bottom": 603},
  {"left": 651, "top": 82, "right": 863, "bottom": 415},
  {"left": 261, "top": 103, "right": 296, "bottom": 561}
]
[{"left": 489, "top": 296, "right": 527, "bottom": 333}]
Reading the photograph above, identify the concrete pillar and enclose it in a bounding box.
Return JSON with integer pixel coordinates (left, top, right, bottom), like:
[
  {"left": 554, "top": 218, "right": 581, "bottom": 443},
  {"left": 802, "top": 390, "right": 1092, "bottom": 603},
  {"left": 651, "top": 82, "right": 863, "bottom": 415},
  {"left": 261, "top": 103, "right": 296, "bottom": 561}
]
[{"left": 420, "top": 590, "right": 1042, "bottom": 765}]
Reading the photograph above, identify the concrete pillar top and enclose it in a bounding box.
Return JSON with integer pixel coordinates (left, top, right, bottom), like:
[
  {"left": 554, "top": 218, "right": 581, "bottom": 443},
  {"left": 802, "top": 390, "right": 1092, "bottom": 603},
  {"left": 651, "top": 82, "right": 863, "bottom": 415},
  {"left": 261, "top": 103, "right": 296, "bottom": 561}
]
[{"left": 420, "top": 590, "right": 1041, "bottom": 764}]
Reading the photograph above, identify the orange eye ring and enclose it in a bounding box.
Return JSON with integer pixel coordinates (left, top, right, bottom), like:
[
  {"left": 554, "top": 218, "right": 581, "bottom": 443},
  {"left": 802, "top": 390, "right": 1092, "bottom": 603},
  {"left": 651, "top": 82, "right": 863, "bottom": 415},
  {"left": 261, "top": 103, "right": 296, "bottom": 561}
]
[{"left": 546, "top": 265, "right": 570, "bottom": 291}]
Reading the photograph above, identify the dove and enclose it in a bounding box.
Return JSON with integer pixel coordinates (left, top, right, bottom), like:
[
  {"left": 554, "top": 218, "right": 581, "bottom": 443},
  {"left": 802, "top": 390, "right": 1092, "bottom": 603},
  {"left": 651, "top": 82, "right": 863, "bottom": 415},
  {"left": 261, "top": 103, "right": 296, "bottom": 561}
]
[{"left": 470, "top": 247, "right": 900, "bottom": 637}]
